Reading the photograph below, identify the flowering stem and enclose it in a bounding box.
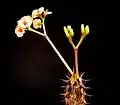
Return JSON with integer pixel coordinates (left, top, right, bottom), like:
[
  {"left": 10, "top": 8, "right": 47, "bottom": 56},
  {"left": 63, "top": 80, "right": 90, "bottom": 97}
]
[
  {"left": 45, "top": 35, "right": 73, "bottom": 75},
  {"left": 42, "top": 20, "right": 73, "bottom": 75},
  {"left": 74, "top": 36, "right": 85, "bottom": 77},
  {"left": 29, "top": 19, "right": 73, "bottom": 75},
  {"left": 68, "top": 35, "right": 85, "bottom": 77},
  {"left": 69, "top": 38, "right": 79, "bottom": 77}
]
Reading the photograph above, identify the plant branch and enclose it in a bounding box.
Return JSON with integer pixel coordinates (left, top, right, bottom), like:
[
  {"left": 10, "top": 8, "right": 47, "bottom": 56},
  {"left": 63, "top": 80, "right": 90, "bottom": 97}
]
[
  {"left": 45, "top": 35, "right": 73, "bottom": 75},
  {"left": 69, "top": 38, "right": 76, "bottom": 49},
  {"left": 76, "top": 36, "right": 85, "bottom": 49},
  {"left": 28, "top": 27, "right": 45, "bottom": 36},
  {"left": 30, "top": 19, "right": 73, "bottom": 75}
]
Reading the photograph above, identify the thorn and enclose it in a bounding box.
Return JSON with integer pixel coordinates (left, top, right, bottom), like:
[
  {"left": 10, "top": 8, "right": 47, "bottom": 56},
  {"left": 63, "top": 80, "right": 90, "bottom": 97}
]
[
  {"left": 80, "top": 82, "right": 85, "bottom": 88},
  {"left": 81, "top": 88, "right": 84, "bottom": 94},
  {"left": 60, "top": 99, "right": 65, "bottom": 103},
  {"left": 67, "top": 71, "right": 72, "bottom": 76},
  {"left": 82, "top": 79, "right": 92, "bottom": 82},
  {"left": 83, "top": 99, "right": 90, "bottom": 104},
  {"left": 79, "top": 72, "right": 86, "bottom": 83},
  {"left": 84, "top": 101, "right": 90, "bottom": 104},
  {"left": 79, "top": 73, "right": 85, "bottom": 83},
  {"left": 60, "top": 96, "right": 65, "bottom": 99},
  {"left": 60, "top": 79, "right": 69, "bottom": 83},
  {"left": 79, "top": 77, "right": 83, "bottom": 83},
  {"left": 80, "top": 72, "right": 92, "bottom": 82},
  {"left": 86, "top": 103, "right": 91, "bottom": 105},
  {"left": 64, "top": 89, "right": 67, "bottom": 92},
  {"left": 60, "top": 93, "right": 65, "bottom": 96},
  {"left": 81, "top": 72, "right": 85, "bottom": 78},
  {"left": 81, "top": 88, "right": 93, "bottom": 97},
  {"left": 60, "top": 86, "right": 66, "bottom": 88},
  {"left": 80, "top": 83, "right": 92, "bottom": 89},
  {"left": 63, "top": 88, "right": 67, "bottom": 92},
  {"left": 84, "top": 93, "right": 93, "bottom": 97},
  {"left": 60, "top": 93, "right": 65, "bottom": 99},
  {"left": 84, "top": 86, "right": 92, "bottom": 89},
  {"left": 86, "top": 87, "right": 92, "bottom": 89},
  {"left": 65, "top": 75, "right": 70, "bottom": 79}
]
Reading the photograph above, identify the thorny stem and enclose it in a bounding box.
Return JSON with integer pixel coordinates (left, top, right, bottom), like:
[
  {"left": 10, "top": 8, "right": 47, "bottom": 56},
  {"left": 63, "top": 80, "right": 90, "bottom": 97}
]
[{"left": 29, "top": 19, "right": 73, "bottom": 75}]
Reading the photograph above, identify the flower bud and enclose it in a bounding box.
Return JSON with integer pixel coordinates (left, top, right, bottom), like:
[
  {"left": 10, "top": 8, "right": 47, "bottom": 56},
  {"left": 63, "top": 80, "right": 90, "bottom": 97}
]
[
  {"left": 81, "top": 24, "right": 90, "bottom": 36},
  {"left": 67, "top": 25, "right": 71, "bottom": 31},
  {"left": 32, "top": 9, "right": 39, "bottom": 18},
  {"left": 38, "top": 7, "right": 44, "bottom": 14},
  {"left": 84, "top": 25, "right": 89, "bottom": 35},
  {"left": 69, "top": 28, "right": 74, "bottom": 37},
  {"left": 33, "top": 19, "right": 42, "bottom": 29},
  {"left": 67, "top": 25, "right": 74, "bottom": 37},
  {"left": 81, "top": 24, "right": 84, "bottom": 34},
  {"left": 63, "top": 26, "right": 70, "bottom": 38}
]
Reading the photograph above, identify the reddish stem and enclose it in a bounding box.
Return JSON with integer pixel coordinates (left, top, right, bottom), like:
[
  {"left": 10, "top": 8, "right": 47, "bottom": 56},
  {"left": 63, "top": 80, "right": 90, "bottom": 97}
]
[{"left": 74, "top": 48, "right": 79, "bottom": 77}]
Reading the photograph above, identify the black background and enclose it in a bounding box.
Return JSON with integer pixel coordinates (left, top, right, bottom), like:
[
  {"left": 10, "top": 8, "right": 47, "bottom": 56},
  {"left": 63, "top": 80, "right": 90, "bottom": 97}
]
[{"left": 1, "top": 1, "right": 119, "bottom": 105}]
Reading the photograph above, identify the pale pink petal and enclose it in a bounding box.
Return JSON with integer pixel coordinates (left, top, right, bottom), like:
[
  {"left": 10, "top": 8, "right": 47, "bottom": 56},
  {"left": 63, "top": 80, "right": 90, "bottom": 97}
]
[{"left": 15, "top": 26, "right": 25, "bottom": 37}]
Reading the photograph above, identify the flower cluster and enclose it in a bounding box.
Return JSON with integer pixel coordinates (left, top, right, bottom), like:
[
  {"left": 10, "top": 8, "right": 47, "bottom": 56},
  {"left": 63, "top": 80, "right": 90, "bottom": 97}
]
[
  {"left": 63, "top": 24, "right": 89, "bottom": 40},
  {"left": 15, "top": 16, "right": 33, "bottom": 37},
  {"left": 63, "top": 25, "right": 74, "bottom": 39},
  {"left": 32, "top": 7, "right": 52, "bottom": 19},
  {"left": 15, "top": 7, "right": 52, "bottom": 37},
  {"left": 81, "top": 24, "right": 89, "bottom": 37}
]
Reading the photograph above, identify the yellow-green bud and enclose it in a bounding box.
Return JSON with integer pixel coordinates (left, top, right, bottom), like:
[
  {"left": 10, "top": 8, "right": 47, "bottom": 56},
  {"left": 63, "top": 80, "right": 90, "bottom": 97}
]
[
  {"left": 69, "top": 28, "right": 74, "bottom": 37},
  {"left": 33, "top": 19, "right": 42, "bottom": 29},
  {"left": 67, "top": 25, "right": 74, "bottom": 37},
  {"left": 84, "top": 25, "right": 89, "bottom": 35},
  {"left": 63, "top": 26, "right": 70, "bottom": 38},
  {"left": 67, "top": 25, "right": 71, "bottom": 31},
  {"left": 81, "top": 24, "right": 90, "bottom": 36},
  {"left": 81, "top": 24, "right": 85, "bottom": 34}
]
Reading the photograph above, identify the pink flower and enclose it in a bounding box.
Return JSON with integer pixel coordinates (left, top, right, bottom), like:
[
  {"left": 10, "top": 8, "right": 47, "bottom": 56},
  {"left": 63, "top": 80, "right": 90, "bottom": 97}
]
[
  {"left": 17, "top": 16, "right": 33, "bottom": 28},
  {"left": 15, "top": 25, "right": 25, "bottom": 37}
]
